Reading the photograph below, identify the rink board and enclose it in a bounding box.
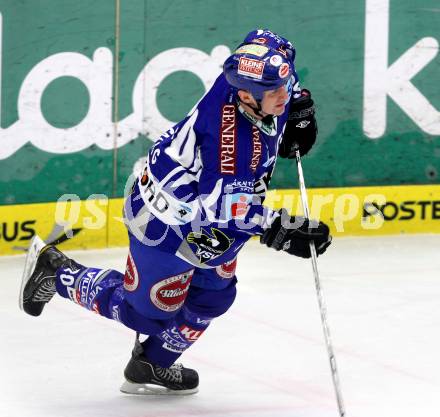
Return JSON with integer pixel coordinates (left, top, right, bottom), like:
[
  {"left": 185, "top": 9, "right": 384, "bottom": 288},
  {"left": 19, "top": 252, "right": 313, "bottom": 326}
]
[{"left": 0, "top": 184, "right": 439, "bottom": 255}]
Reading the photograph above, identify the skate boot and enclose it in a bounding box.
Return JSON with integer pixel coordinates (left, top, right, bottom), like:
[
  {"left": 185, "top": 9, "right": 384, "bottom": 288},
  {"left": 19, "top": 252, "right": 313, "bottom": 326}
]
[
  {"left": 19, "top": 235, "right": 78, "bottom": 317},
  {"left": 120, "top": 339, "right": 199, "bottom": 395}
]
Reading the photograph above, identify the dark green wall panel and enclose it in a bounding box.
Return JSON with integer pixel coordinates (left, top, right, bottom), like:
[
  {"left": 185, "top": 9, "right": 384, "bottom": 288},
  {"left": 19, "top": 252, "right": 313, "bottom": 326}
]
[{"left": 0, "top": 0, "right": 439, "bottom": 205}]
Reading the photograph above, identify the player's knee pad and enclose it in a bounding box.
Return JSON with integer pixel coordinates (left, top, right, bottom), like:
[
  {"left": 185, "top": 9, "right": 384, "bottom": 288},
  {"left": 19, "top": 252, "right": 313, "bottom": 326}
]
[
  {"left": 184, "top": 277, "right": 237, "bottom": 319},
  {"left": 141, "top": 279, "right": 238, "bottom": 367},
  {"left": 171, "top": 278, "right": 237, "bottom": 344}
]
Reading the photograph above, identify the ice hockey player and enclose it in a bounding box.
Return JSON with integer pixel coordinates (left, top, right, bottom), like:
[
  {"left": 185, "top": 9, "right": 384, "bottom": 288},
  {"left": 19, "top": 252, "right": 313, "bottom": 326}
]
[{"left": 19, "top": 29, "right": 331, "bottom": 395}]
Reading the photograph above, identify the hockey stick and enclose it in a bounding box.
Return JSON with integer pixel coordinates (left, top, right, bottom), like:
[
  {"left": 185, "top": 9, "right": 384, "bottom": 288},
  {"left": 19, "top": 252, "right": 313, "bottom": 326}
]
[{"left": 294, "top": 148, "right": 346, "bottom": 417}]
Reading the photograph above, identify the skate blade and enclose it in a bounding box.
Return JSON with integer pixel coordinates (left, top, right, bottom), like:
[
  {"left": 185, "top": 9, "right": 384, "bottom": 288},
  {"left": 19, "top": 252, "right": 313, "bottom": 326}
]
[
  {"left": 19, "top": 235, "right": 47, "bottom": 311},
  {"left": 120, "top": 380, "right": 198, "bottom": 396}
]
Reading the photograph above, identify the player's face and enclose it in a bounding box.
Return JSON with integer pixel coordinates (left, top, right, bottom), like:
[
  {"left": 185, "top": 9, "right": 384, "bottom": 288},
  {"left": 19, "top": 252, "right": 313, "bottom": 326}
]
[{"left": 261, "top": 85, "right": 289, "bottom": 116}]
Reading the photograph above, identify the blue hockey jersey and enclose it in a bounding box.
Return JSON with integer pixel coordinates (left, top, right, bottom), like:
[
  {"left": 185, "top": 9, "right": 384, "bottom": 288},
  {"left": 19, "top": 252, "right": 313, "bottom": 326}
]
[{"left": 124, "top": 73, "right": 300, "bottom": 268}]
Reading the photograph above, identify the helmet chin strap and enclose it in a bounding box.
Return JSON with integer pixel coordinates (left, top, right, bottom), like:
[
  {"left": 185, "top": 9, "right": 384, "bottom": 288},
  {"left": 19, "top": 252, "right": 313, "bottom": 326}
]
[
  {"left": 237, "top": 97, "right": 277, "bottom": 136},
  {"left": 251, "top": 101, "right": 275, "bottom": 126},
  {"left": 249, "top": 100, "right": 265, "bottom": 117},
  {"left": 239, "top": 97, "right": 274, "bottom": 119}
]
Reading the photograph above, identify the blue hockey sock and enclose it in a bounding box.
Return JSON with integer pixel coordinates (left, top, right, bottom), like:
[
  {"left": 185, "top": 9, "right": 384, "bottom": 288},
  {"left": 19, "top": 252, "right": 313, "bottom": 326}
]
[
  {"left": 56, "top": 265, "right": 123, "bottom": 316},
  {"left": 142, "top": 306, "right": 212, "bottom": 368}
]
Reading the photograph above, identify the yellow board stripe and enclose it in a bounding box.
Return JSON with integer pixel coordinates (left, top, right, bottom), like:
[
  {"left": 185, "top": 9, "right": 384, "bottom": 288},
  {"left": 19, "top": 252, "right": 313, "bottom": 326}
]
[
  {"left": 1, "top": 184, "right": 439, "bottom": 256},
  {"left": 266, "top": 184, "right": 440, "bottom": 236}
]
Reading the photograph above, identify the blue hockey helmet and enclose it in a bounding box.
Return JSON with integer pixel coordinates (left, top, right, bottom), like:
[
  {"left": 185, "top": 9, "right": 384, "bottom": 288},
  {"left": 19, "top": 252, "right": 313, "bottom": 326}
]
[
  {"left": 241, "top": 29, "right": 296, "bottom": 64},
  {"left": 223, "top": 43, "right": 294, "bottom": 101}
]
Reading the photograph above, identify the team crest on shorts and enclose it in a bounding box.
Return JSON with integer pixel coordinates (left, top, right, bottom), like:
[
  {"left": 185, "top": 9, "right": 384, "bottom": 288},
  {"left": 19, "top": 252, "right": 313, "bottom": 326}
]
[
  {"left": 216, "top": 257, "right": 237, "bottom": 279},
  {"left": 150, "top": 270, "right": 194, "bottom": 312}
]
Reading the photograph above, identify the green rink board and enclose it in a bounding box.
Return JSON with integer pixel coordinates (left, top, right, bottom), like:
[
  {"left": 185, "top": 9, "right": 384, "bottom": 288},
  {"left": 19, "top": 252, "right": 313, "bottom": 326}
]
[{"left": 0, "top": 0, "right": 439, "bottom": 206}]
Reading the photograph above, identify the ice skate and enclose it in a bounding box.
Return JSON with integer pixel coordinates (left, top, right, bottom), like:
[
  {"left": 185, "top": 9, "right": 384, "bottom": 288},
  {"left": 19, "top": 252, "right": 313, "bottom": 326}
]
[
  {"left": 120, "top": 339, "right": 199, "bottom": 395},
  {"left": 19, "top": 235, "right": 77, "bottom": 317}
]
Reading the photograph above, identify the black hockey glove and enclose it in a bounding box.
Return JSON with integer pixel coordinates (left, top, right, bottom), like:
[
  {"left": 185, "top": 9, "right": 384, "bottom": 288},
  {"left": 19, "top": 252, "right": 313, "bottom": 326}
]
[
  {"left": 260, "top": 210, "right": 331, "bottom": 258},
  {"left": 278, "top": 89, "right": 317, "bottom": 158}
]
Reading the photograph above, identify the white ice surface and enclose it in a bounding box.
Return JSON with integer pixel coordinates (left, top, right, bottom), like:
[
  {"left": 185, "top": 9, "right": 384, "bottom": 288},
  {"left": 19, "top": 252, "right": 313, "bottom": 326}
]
[{"left": 1, "top": 235, "right": 440, "bottom": 417}]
